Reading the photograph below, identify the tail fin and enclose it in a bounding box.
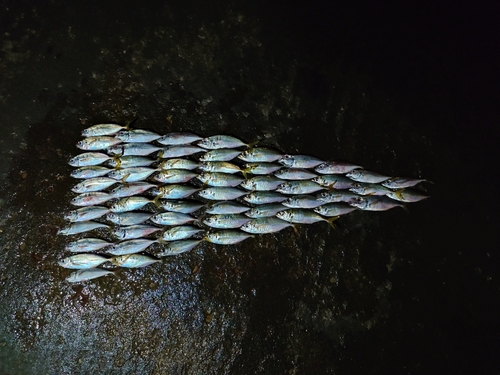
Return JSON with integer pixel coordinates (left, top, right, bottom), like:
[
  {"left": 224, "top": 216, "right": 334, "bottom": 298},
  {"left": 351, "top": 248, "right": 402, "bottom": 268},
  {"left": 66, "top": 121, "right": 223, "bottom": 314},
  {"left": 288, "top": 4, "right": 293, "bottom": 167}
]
[{"left": 326, "top": 216, "right": 339, "bottom": 229}]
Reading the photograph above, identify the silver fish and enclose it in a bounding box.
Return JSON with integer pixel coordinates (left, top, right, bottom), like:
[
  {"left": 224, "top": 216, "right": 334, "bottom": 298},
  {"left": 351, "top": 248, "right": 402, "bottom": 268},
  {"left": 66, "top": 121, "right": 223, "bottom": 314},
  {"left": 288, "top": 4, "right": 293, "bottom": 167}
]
[
  {"left": 66, "top": 268, "right": 115, "bottom": 282},
  {"left": 107, "top": 143, "right": 162, "bottom": 156},
  {"left": 311, "top": 175, "right": 357, "bottom": 189},
  {"left": 243, "top": 191, "right": 287, "bottom": 205},
  {"left": 158, "top": 145, "right": 206, "bottom": 158},
  {"left": 197, "top": 135, "right": 252, "bottom": 149},
  {"left": 314, "top": 161, "right": 363, "bottom": 174},
  {"left": 157, "top": 200, "right": 205, "bottom": 214},
  {"left": 82, "top": 123, "right": 127, "bottom": 137},
  {"left": 276, "top": 181, "right": 324, "bottom": 195},
  {"left": 346, "top": 169, "right": 391, "bottom": 183},
  {"left": 316, "top": 190, "right": 359, "bottom": 203},
  {"left": 157, "top": 132, "right": 202, "bottom": 145},
  {"left": 313, "top": 203, "right": 358, "bottom": 217},
  {"left": 110, "top": 196, "right": 158, "bottom": 212},
  {"left": 76, "top": 136, "right": 122, "bottom": 151},
  {"left": 66, "top": 238, "right": 113, "bottom": 253},
  {"left": 108, "top": 167, "right": 158, "bottom": 182},
  {"left": 243, "top": 162, "right": 282, "bottom": 175},
  {"left": 240, "top": 176, "right": 283, "bottom": 191},
  {"left": 71, "top": 166, "right": 113, "bottom": 179},
  {"left": 238, "top": 147, "right": 283, "bottom": 162},
  {"left": 386, "top": 189, "right": 429, "bottom": 203},
  {"left": 205, "top": 230, "right": 254, "bottom": 245},
  {"left": 150, "top": 212, "right": 196, "bottom": 226},
  {"left": 153, "top": 169, "right": 197, "bottom": 184},
  {"left": 71, "top": 177, "right": 118, "bottom": 193},
  {"left": 58, "top": 221, "right": 109, "bottom": 236},
  {"left": 240, "top": 217, "right": 293, "bottom": 234},
  {"left": 64, "top": 206, "right": 110, "bottom": 222},
  {"left": 161, "top": 226, "right": 204, "bottom": 241},
  {"left": 276, "top": 209, "right": 337, "bottom": 228},
  {"left": 158, "top": 158, "right": 199, "bottom": 170},
  {"left": 244, "top": 204, "right": 288, "bottom": 218},
  {"left": 71, "top": 192, "right": 113, "bottom": 207},
  {"left": 282, "top": 195, "right": 324, "bottom": 209},
  {"left": 349, "top": 183, "right": 392, "bottom": 196},
  {"left": 199, "top": 161, "right": 243, "bottom": 174},
  {"left": 68, "top": 152, "right": 113, "bottom": 167},
  {"left": 203, "top": 214, "right": 251, "bottom": 229},
  {"left": 348, "top": 196, "right": 405, "bottom": 211},
  {"left": 111, "top": 254, "right": 160, "bottom": 268},
  {"left": 205, "top": 201, "right": 251, "bottom": 214},
  {"left": 112, "top": 225, "right": 162, "bottom": 240},
  {"left": 196, "top": 172, "right": 244, "bottom": 187},
  {"left": 198, "top": 187, "right": 247, "bottom": 201},
  {"left": 152, "top": 185, "right": 200, "bottom": 199},
  {"left": 109, "top": 182, "right": 157, "bottom": 198},
  {"left": 199, "top": 149, "right": 242, "bottom": 162},
  {"left": 106, "top": 239, "right": 158, "bottom": 255},
  {"left": 106, "top": 155, "right": 155, "bottom": 169},
  {"left": 381, "top": 177, "right": 430, "bottom": 189},
  {"left": 157, "top": 240, "right": 202, "bottom": 256},
  {"left": 274, "top": 168, "right": 317, "bottom": 180},
  {"left": 278, "top": 154, "right": 323, "bottom": 168},
  {"left": 106, "top": 212, "right": 152, "bottom": 226},
  {"left": 59, "top": 254, "right": 109, "bottom": 269},
  {"left": 115, "top": 129, "right": 161, "bottom": 143}
]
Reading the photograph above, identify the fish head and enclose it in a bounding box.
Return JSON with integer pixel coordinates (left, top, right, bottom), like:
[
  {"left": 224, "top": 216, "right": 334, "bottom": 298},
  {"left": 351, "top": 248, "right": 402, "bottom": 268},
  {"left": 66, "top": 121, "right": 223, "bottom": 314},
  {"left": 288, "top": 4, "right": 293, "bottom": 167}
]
[
  {"left": 107, "top": 170, "right": 120, "bottom": 179},
  {"left": 106, "top": 213, "right": 120, "bottom": 224},
  {"left": 107, "top": 145, "right": 123, "bottom": 156},
  {"left": 240, "top": 180, "right": 253, "bottom": 190},
  {"left": 197, "top": 138, "right": 215, "bottom": 149},
  {"left": 58, "top": 258, "right": 71, "bottom": 267},
  {"left": 346, "top": 170, "right": 361, "bottom": 180},
  {"left": 76, "top": 140, "right": 86, "bottom": 150},
  {"left": 349, "top": 183, "right": 363, "bottom": 194},
  {"left": 238, "top": 150, "right": 250, "bottom": 160},
  {"left": 278, "top": 154, "right": 294, "bottom": 167},
  {"left": 275, "top": 182, "right": 290, "bottom": 193},
  {"left": 63, "top": 212, "right": 75, "bottom": 221},
  {"left": 68, "top": 156, "right": 79, "bottom": 167},
  {"left": 275, "top": 211, "right": 289, "bottom": 221},
  {"left": 115, "top": 131, "right": 131, "bottom": 141},
  {"left": 314, "top": 163, "right": 327, "bottom": 172},
  {"left": 349, "top": 197, "right": 367, "bottom": 209},
  {"left": 198, "top": 189, "right": 214, "bottom": 199},
  {"left": 311, "top": 176, "right": 321, "bottom": 184},
  {"left": 112, "top": 228, "right": 127, "bottom": 240}
]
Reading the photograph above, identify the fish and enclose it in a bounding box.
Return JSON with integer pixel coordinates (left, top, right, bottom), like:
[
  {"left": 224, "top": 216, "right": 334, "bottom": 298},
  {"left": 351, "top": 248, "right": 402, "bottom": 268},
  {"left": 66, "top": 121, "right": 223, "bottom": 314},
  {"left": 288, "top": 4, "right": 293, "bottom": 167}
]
[
  {"left": 346, "top": 169, "right": 391, "bottom": 183},
  {"left": 158, "top": 145, "right": 206, "bottom": 158},
  {"left": 243, "top": 191, "right": 287, "bottom": 204},
  {"left": 65, "top": 238, "right": 113, "bottom": 253},
  {"left": 106, "top": 239, "right": 158, "bottom": 255},
  {"left": 58, "top": 221, "right": 110, "bottom": 235},
  {"left": 243, "top": 162, "right": 282, "bottom": 175},
  {"left": 66, "top": 268, "right": 115, "bottom": 282},
  {"left": 71, "top": 192, "right": 114, "bottom": 207},
  {"left": 282, "top": 195, "right": 324, "bottom": 209},
  {"left": 196, "top": 172, "right": 244, "bottom": 187},
  {"left": 386, "top": 189, "right": 429, "bottom": 203},
  {"left": 111, "top": 254, "right": 160, "bottom": 268},
  {"left": 316, "top": 190, "right": 359, "bottom": 203},
  {"left": 244, "top": 203, "right": 288, "bottom": 218},
  {"left": 71, "top": 177, "right": 118, "bottom": 193},
  {"left": 240, "top": 176, "right": 283, "bottom": 191},
  {"left": 157, "top": 132, "right": 202, "bottom": 145},
  {"left": 198, "top": 187, "right": 247, "bottom": 201},
  {"left": 112, "top": 225, "right": 162, "bottom": 240},
  {"left": 205, "top": 230, "right": 254, "bottom": 245},
  {"left": 158, "top": 158, "right": 200, "bottom": 170},
  {"left": 157, "top": 200, "right": 205, "bottom": 214},
  {"left": 240, "top": 217, "right": 294, "bottom": 234},
  {"left": 197, "top": 135, "right": 254, "bottom": 149},
  {"left": 348, "top": 196, "right": 405, "bottom": 211},
  {"left": 274, "top": 168, "right": 317, "bottom": 180},
  {"left": 276, "top": 209, "right": 337, "bottom": 228},
  {"left": 311, "top": 175, "right": 357, "bottom": 189},
  {"left": 110, "top": 196, "right": 159, "bottom": 212},
  {"left": 238, "top": 147, "right": 284, "bottom": 162},
  {"left": 76, "top": 136, "right": 122, "bottom": 151},
  {"left": 107, "top": 167, "right": 158, "bottom": 182},
  {"left": 160, "top": 226, "right": 204, "bottom": 241},
  {"left": 105, "top": 155, "right": 156, "bottom": 169},
  {"left": 68, "top": 152, "right": 113, "bottom": 167},
  {"left": 276, "top": 181, "right": 324, "bottom": 195},
  {"left": 153, "top": 169, "right": 198, "bottom": 184},
  {"left": 107, "top": 143, "right": 162, "bottom": 156},
  {"left": 109, "top": 182, "right": 157, "bottom": 198},
  {"left": 64, "top": 206, "right": 110, "bottom": 222},
  {"left": 106, "top": 212, "right": 153, "bottom": 226},
  {"left": 314, "top": 161, "right": 363, "bottom": 174},
  {"left": 278, "top": 154, "right": 323, "bottom": 168},
  {"left": 71, "top": 166, "right": 113, "bottom": 179},
  {"left": 199, "top": 149, "right": 242, "bottom": 162},
  {"left": 150, "top": 212, "right": 197, "bottom": 226},
  {"left": 58, "top": 254, "right": 110, "bottom": 269},
  {"left": 151, "top": 185, "right": 200, "bottom": 199},
  {"left": 203, "top": 214, "right": 251, "bottom": 229},
  {"left": 205, "top": 201, "right": 251, "bottom": 214},
  {"left": 157, "top": 240, "right": 202, "bottom": 256},
  {"left": 82, "top": 123, "right": 127, "bottom": 137},
  {"left": 381, "top": 177, "right": 431, "bottom": 190},
  {"left": 349, "top": 183, "right": 392, "bottom": 196},
  {"left": 313, "top": 203, "right": 358, "bottom": 217},
  {"left": 199, "top": 161, "right": 243, "bottom": 175},
  {"left": 115, "top": 129, "right": 161, "bottom": 143}
]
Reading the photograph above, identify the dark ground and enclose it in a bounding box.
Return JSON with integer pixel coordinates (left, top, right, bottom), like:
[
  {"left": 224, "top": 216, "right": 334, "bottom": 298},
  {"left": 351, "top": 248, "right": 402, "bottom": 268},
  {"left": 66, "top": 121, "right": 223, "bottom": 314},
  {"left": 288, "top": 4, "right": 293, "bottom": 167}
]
[{"left": 0, "top": 1, "right": 498, "bottom": 374}]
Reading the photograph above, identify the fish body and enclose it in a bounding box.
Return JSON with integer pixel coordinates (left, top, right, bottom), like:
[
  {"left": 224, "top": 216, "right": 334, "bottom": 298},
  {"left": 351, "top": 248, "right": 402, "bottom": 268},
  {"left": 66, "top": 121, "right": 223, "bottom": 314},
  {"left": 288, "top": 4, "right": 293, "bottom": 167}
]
[
  {"left": 240, "top": 176, "right": 283, "bottom": 191},
  {"left": 244, "top": 203, "right": 288, "bottom": 218},
  {"left": 199, "top": 161, "right": 243, "bottom": 174},
  {"left": 82, "top": 123, "right": 126, "bottom": 137},
  {"left": 349, "top": 183, "right": 392, "bottom": 196},
  {"left": 276, "top": 181, "right": 324, "bottom": 195},
  {"left": 203, "top": 214, "right": 251, "bottom": 229},
  {"left": 348, "top": 196, "right": 405, "bottom": 211},
  {"left": 107, "top": 143, "right": 162, "bottom": 156},
  {"left": 205, "top": 201, "right": 251, "bottom": 214},
  {"left": 111, "top": 254, "right": 160, "bottom": 268},
  {"left": 77, "top": 136, "right": 122, "bottom": 151},
  {"left": 66, "top": 268, "right": 114, "bottom": 282},
  {"left": 282, "top": 195, "right": 324, "bottom": 209},
  {"left": 314, "top": 161, "right": 362, "bottom": 174},
  {"left": 386, "top": 189, "right": 429, "bottom": 203},
  {"left": 71, "top": 177, "right": 118, "bottom": 193},
  {"left": 109, "top": 182, "right": 156, "bottom": 198},
  {"left": 381, "top": 177, "right": 430, "bottom": 189},
  {"left": 106, "top": 155, "right": 155, "bottom": 168},
  {"left": 198, "top": 187, "right": 247, "bottom": 201},
  {"left": 199, "top": 149, "right": 242, "bottom": 162},
  {"left": 158, "top": 158, "right": 199, "bottom": 170},
  {"left": 66, "top": 238, "right": 113, "bottom": 253},
  {"left": 243, "top": 163, "right": 282, "bottom": 175},
  {"left": 71, "top": 166, "right": 113, "bottom": 179},
  {"left": 157, "top": 200, "right": 205, "bottom": 214},
  {"left": 71, "top": 192, "right": 113, "bottom": 206},
  {"left": 106, "top": 239, "right": 158, "bottom": 255},
  {"left": 153, "top": 169, "right": 197, "bottom": 184},
  {"left": 240, "top": 217, "right": 293, "bottom": 234},
  {"left": 152, "top": 185, "right": 200, "bottom": 199},
  {"left": 157, "top": 132, "right": 202, "bottom": 145},
  {"left": 238, "top": 147, "right": 283, "bottom": 162},
  {"left": 108, "top": 167, "right": 158, "bottom": 182},
  {"left": 198, "top": 135, "right": 249, "bottom": 149},
  {"left": 278, "top": 154, "right": 323, "bottom": 168},
  {"left": 274, "top": 168, "right": 317, "bottom": 180},
  {"left": 205, "top": 230, "right": 254, "bottom": 245},
  {"left": 58, "top": 254, "right": 109, "bottom": 269},
  {"left": 313, "top": 203, "right": 358, "bottom": 217},
  {"left": 112, "top": 225, "right": 162, "bottom": 240},
  {"left": 106, "top": 212, "right": 152, "bottom": 226},
  {"left": 243, "top": 191, "right": 287, "bottom": 204},
  {"left": 158, "top": 240, "right": 202, "bottom": 256},
  {"left": 346, "top": 169, "right": 391, "bottom": 183},
  {"left": 150, "top": 212, "right": 196, "bottom": 226},
  {"left": 161, "top": 226, "right": 204, "bottom": 241},
  {"left": 58, "top": 220, "right": 109, "bottom": 236},
  {"left": 68, "top": 152, "right": 112, "bottom": 167},
  {"left": 110, "top": 196, "right": 156, "bottom": 212},
  {"left": 159, "top": 145, "right": 206, "bottom": 158},
  {"left": 196, "top": 172, "right": 244, "bottom": 187},
  {"left": 64, "top": 206, "right": 110, "bottom": 222},
  {"left": 276, "top": 209, "right": 336, "bottom": 227},
  {"left": 316, "top": 190, "right": 359, "bottom": 203},
  {"left": 311, "top": 175, "right": 357, "bottom": 189},
  {"left": 115, "top": 129, "right": 161, "bottom": 143}
]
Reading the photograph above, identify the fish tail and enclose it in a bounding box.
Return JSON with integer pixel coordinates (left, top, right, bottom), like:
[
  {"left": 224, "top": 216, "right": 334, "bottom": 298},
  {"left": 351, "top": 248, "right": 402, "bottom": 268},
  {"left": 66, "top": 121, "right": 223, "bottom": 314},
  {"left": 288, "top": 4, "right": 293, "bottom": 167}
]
[
  {"left": 153, "top": 195, "right": 161, "bottom": 207},
  {"left": 124, "top": 118, "right": 137, "bottom": 130},
  {"left": 401, "top": 204, "right": 410, "bottom": 214},
  {"left": 326, "top": 216, "right": 339, "bottom": 229},
  {"left": 247, "top": 139, "right": 260, "bottom": 149},
  {"left": 112, "top": 156, "right": 122, "bottom": 169},
  {"left": 120, "top": 173, "right": 131, "bottom": 183},
  {"left": 241, "top": 169, "right": 249, "bottom": 179}
]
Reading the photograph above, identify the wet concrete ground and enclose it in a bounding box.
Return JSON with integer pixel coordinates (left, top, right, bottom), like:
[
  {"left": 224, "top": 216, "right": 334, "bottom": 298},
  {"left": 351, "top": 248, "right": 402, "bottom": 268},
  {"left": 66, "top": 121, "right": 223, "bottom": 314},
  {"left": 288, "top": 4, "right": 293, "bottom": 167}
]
[{"left": 0, "top": 1, "right": 498, "bottom": 374}]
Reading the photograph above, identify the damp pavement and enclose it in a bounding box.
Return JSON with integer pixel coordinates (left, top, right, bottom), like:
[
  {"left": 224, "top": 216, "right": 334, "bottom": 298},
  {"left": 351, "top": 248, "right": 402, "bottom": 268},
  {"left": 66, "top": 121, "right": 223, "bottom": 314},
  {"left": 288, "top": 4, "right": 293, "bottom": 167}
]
[{"left": 0, "top": 1, "right": 498, "bottom": 374}]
